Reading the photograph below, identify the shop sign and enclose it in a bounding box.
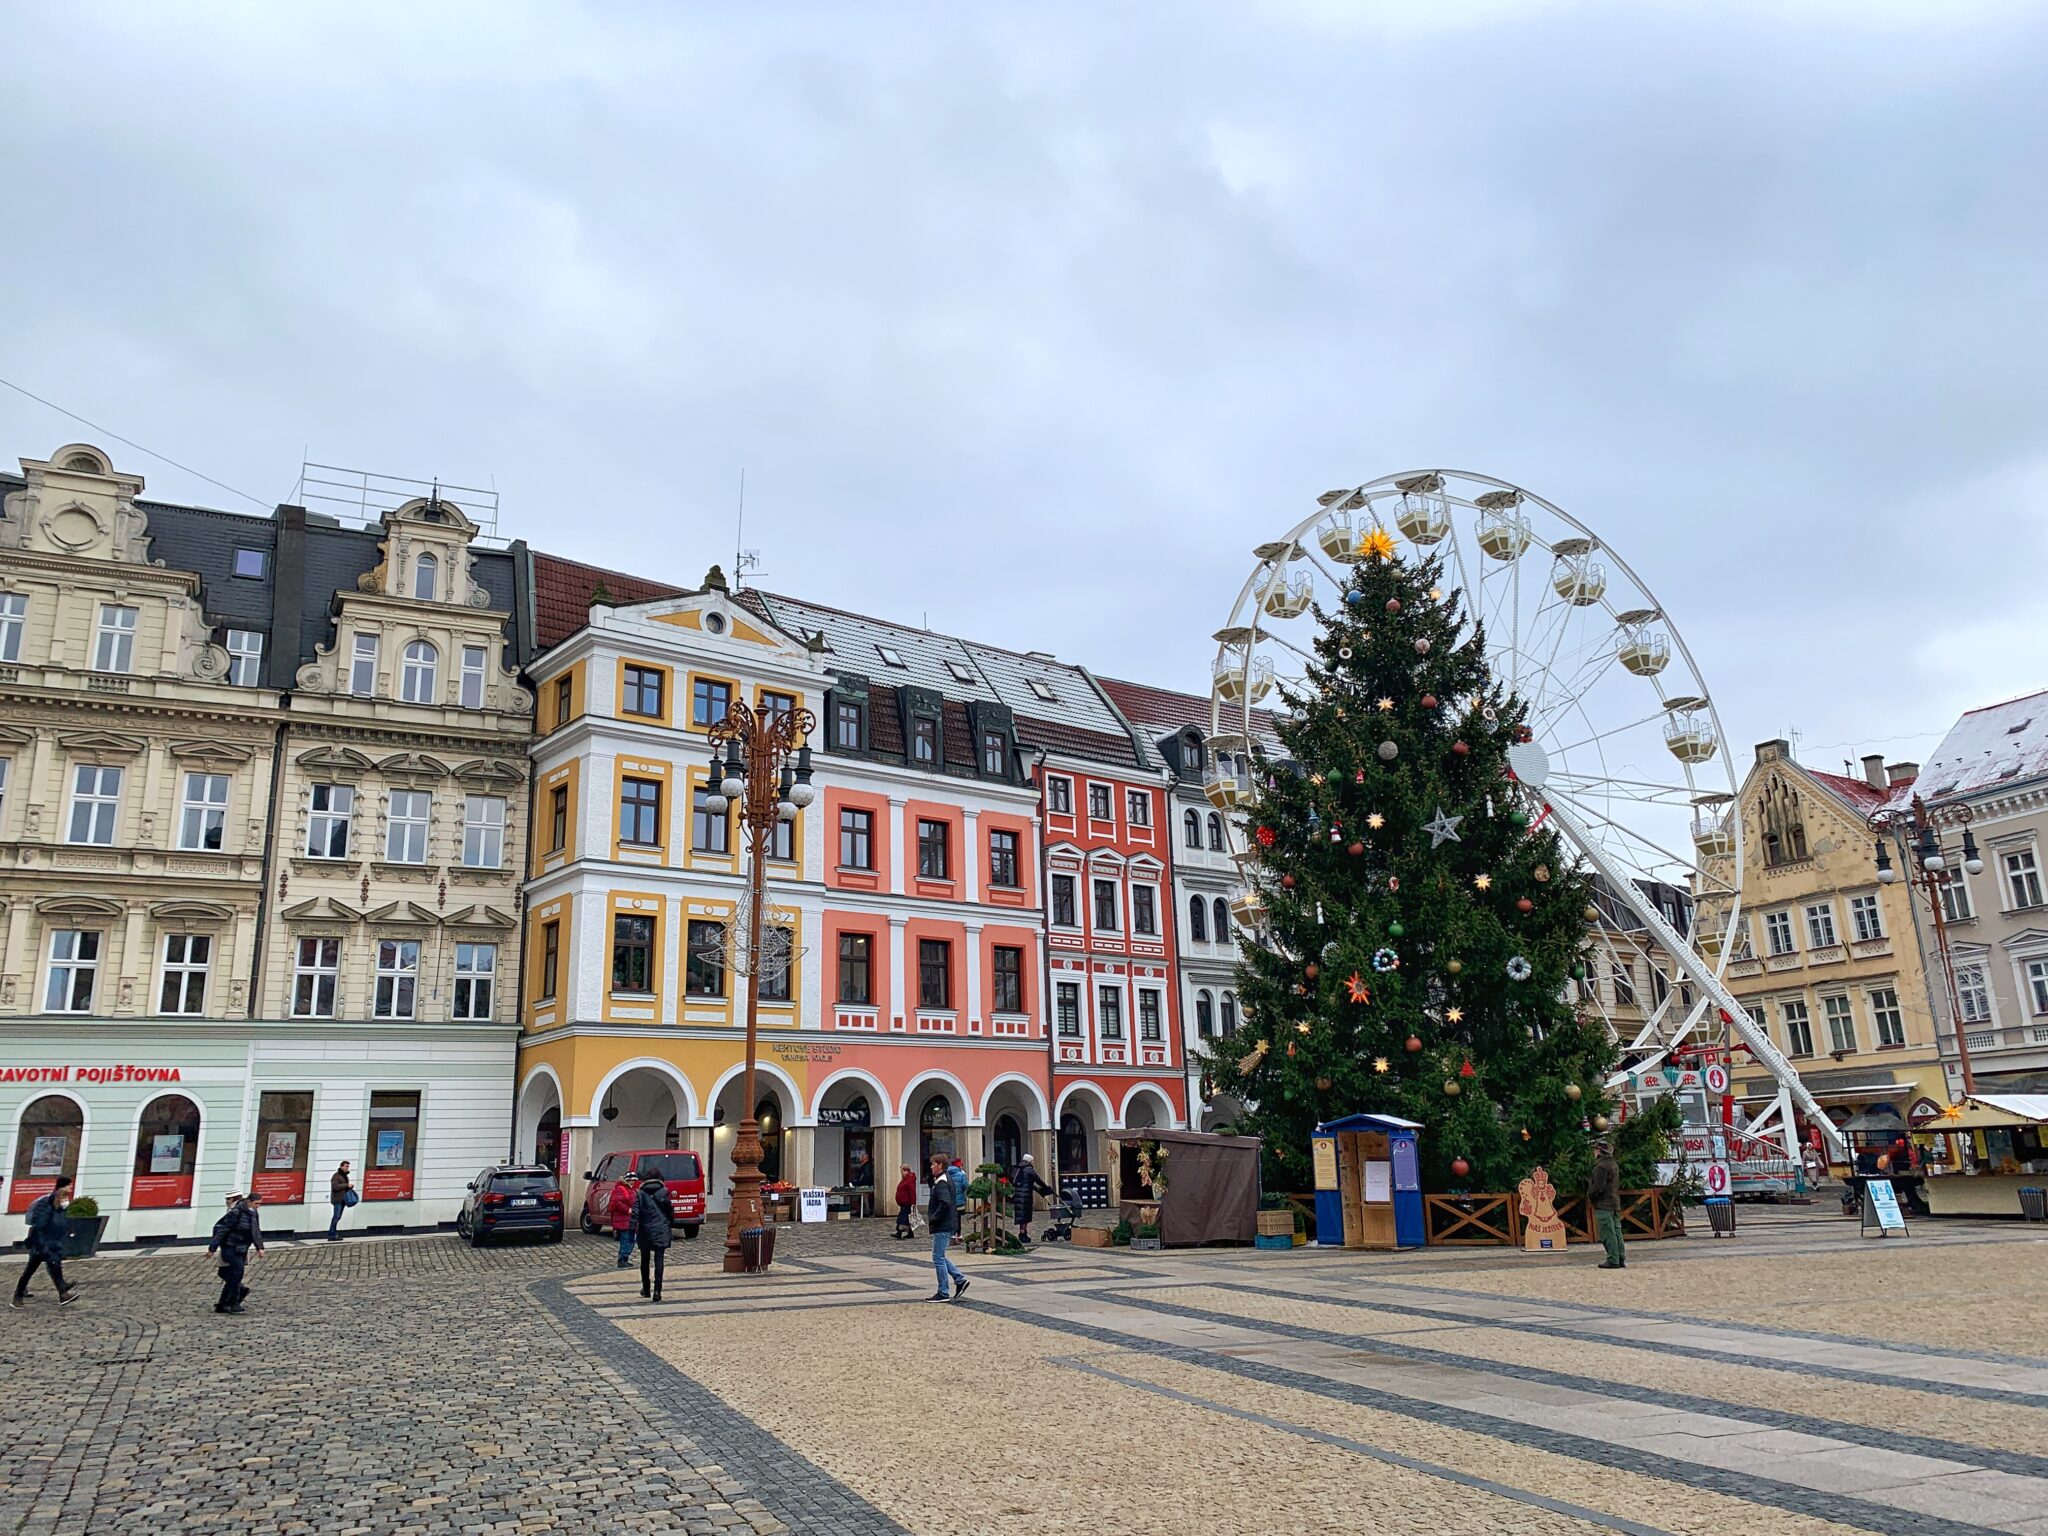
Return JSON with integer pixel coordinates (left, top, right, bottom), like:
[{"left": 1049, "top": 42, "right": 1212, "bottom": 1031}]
[
  {"left": 1, "top": 1064, "right": 185, "bottom": 1085},
  {"left": 798, "top": 1187, "right": 828, "bottom": 1222},
  {"left": 770, "top": 1042, "right": 842, "bottom": 1064},
  {"left": 817, "top": 1105, "right": 870, "bottom": 1127},
  {"left": 130, "top": 1174, "right": 196, "bottom": 1209}
]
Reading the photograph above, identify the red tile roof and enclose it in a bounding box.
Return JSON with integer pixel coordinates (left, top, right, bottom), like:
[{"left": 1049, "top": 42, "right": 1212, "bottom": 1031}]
[
  {"left": 1805, "top": 768, "right": 1889, "bottom": 815},
  {"left": 1097, "top": 676, "right": 1212, "bottom": 735},
  {"left": 531, "top": 552, "right": 686, "bottom": 650},
  {"left": 1015, "top": 713, "right": 1144, "bottom": 768}
]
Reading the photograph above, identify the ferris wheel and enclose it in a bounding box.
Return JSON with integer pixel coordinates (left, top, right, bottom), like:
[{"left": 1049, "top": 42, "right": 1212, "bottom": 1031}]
[{"left": 1206, "top": 471, "right": 1845, "bottom": 1162}]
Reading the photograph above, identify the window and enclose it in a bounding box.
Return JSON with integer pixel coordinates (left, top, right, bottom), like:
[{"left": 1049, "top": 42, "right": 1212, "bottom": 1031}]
[
  {"left": 875, "top": 644, "right": 907, "bottom": 668},
  {"left": 1127, "top": 790, "right": 1150, "bottom": 827},
  {"left": 1087, "top": 784, "right": 1112, "bottom": 820},
  {"left": 386, "top": 790, "right": 431, "bottom": 863},
  {"left": 989, "top": 828, "right": 1020, "bottom": 888},
  {"left": 233, "top": 546, "right": 267, "bottom": 579},
  {"left": 1764, "top": 911, "right": 1796, "bottom": 956},
  {"left": 621, "top": 664, "right": 664, "bottom": 718},
  {"left": 1823, "top": 994, "right": 1857, "bottom": 1054},
  {"left": 946, "top": 659, "right": 977, "bottom": 685},
  {"left": 1213, "top": 896, "right": 1229, "bottom": 940},
  {"left": 0, "top": 592, "right": 23, "bottom": 661},
  {"left": 364, "top": 1091, "right": 420, "bottom": 1198},
  {"left": 1051, "top": 874, "right": 1076, "bottom": 927},
  {"left": 539, "top": 921, "right": 561, "bottom": 999},
  {"left": 1869, "top": 986, "right": 1906, "bottom": 1047},
  {"left": 1093, "top": 879, "right": 1118, "bottom": 932},
  {"left": 1047, "top": 776, "right": 1072, "bottom": 814},
  {"left": 554, "top": 675, "right": 573, "bottom": 726},
  {"left": 1612, "top": 959, "right": 1637, "bottom": 1007},
  {"left": 1781, "top": 999, "right": 1814, "bottom": 1057},
  {"left": 452, "top": 943, "right": 496, "bottom": 1020},
  {"left": 292, "top": 937, "right": 340, "bottom": 1017},
  {"left": 685, "top": 919, "right": 724, "bottom": 997},
  {"left": 1056, "top": 982, "right": 1081, "bottom": 1037},
  {"left": 1196, "top": 990, "right": 1214, "bottom": 1036},
  {"left": 769, "top": 814, "right": 794, "bottom": 862},
  {"left": 1098, "top": 986, "right": 1124, "bottom": 1039},
  {"left": 612, "top": 914, "right": 655, "bottom": 994},
  {"left": 2029, "top": 959, "right": 2048, "bottom": 1017},
  {"left": 619, "top": 777, "right": 662, "bottom": 847},
  {"left": 462, "top": 795, "right": 505, "bottom": 868},
  {"left": 1955, "top": 964, "right": 1991, "bottom": 1024},
  {"left": 684, "top": 785, "right": 732, "bottom": 852},
  {"left": 1849, "top": 893, "right": 1884, "bottom": 944},
  {"left": 1029, "top": 679, "right": 1057, "bottom": 703},
  {"left": 1188, "top": 896, "right": 1207, "bottom": 943},
  {"left": 1652, "top": 967, "right": 1670, "bottom": 1007},
  {"left": 759, "top": 691, "right": 795, "bottom": 721},
  {"left": 837, "top": 933, "right": 872, "bottom": 1004},
  {"left": 1182, "top": 735, "right": 1203, "bottom": 772},
  {"left": 1804, "top": 903, "right": 1838, "bottom": 949},
  {"left": 839, "top": 807, "right": 873, "bottom": 868},
  {"left": 549, "top": 784, "right": 569, "bottom": 852},
  {"left": 94, "top": 603, "right": 137, "bottom": 672},
  {"left": 981, "top": 730, "right": 1007, "bottom": 776},
  {"left": 913, "top": 716, "right": 938, "bottom": 765},
  {"left": 179, "top": 772, "right": 229, "bottom": 851},
  {"left": 834, "top": 700, "right": 863, "bottom": 750},
  {"left": 413, "top": 551, "right": 438, "bottom": 600},
  {"left": 307, "top": 784, "right": 354, "bottom": 858},
  {"left": 374, "top": 940, "right": 420, "bottom": 1018},
  {"left": 226, "top": 628, "right": 264, "bottom": 686},
  {"left": 1937, "top": 866, "right": 1974, "bottom": 922},
  {"left": 350, "top": 634, "right": 379, "bottom": 696},
  {"left": 459, "top": 645, "right": 487, "bottom": 709},
  {"left": 1133, "top": 885, "right": 1157, "bottom": 936},
  {"left": 400, "top": 641, "right": 438, "bottom": 704},
  {"left": 1221, "top": 994, "right": 1238, "bottom": 1035},
  {"left": 1183, "top": 809, "right": 1201, "bottom": 848},
  {"left": 67, "top": 763, "right": 122, "bottom": 845},
  {"left": 757, "top": 925, "right": 793, "bottom": 1002},
  {"left": 45, "top": 930, "right": 100, "bottom": 1012},
  {"left": 0, "top": 758, "right": 9, "bottom": 823},
  {"left": 2005, "top": 849, "right": 2044, "bottom": 910},
  {"left": 1207, "top": 813, "right": 1224, "bottom": 851},
  {"left": 917, "top": 818, "right": 950, "bottom": 879},
  {"left": 692, "top": 676, "right": 732, "bottom": 727},
  {"left": 992, "top": 946, "right": 1024, "bottom": 1013},
  {"left": 1139, "top": 988, "right": 1163, "bottom": 1041},
  {"left": 918, "top": 939, "right": 952, "bottom": 1009}
]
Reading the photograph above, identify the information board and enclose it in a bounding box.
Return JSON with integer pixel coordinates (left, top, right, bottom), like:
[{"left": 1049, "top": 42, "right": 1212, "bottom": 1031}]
[
  {"left": 799, "top": 1187, "right": 828, "bottom": 1223},
  {"left": 1862, "top": 1178, "right": 1908, "bottom": 1236},
  {"left": 1312, "top": 1136, "right": 1338, "bottom": 1192}
]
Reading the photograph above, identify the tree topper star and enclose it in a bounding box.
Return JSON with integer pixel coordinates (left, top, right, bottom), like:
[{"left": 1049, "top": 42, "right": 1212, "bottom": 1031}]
[
  {"left": 1422, "top": 806, "right": 1464, "bottom": 848},
  {"left": 1345, "top": 971, "right": 1371, "bottom": 1003},
  {"left": 1474, "top": 873, "right": 1493, "bottom": 891},
  {"left": 1376, "top": 697, "right": 1396, "bottom": 712}
]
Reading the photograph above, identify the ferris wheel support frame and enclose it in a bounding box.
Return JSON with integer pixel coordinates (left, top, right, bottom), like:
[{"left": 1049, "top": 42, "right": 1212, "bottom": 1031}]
[{"left": 1510, "top": 740, "right": 1848, "bottom": 1163}]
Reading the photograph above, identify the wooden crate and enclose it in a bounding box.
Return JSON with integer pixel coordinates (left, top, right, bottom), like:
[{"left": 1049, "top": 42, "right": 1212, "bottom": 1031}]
[
  {"left": 1071, "top": 1225, "right": 1113, "bottom": 1248},
  {"left": 1256, "top": 1209, "right": 1295, "bottom": 1238}
]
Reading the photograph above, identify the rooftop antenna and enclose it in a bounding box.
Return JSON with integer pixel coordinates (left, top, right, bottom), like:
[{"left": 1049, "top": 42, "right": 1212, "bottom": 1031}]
[{"left": 733, "top": 467, "right": 765, "bottom": 588}]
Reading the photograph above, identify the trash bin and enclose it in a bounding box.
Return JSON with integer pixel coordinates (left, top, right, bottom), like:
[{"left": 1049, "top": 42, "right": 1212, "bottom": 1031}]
[
  {"left": 739, "top": 1225, "right": 776, "bottom": 1271},
  {"left": 1706, "top": 1199, "right": 1736, "bottom": 1237},
  {"left": 2020, "top": 1187, "right": 2047, "bottom": 1223}
]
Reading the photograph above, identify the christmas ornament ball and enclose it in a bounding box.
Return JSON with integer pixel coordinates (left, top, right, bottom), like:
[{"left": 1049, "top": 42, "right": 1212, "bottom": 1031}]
[
  {"left": 1444, "top": 1080, "right": 1461, "bottom": 1096},
  {"left": 1344, "top": 589, "right": 1365, "bottom": 607},
  {"left": 1450, "top": 1157, "right": 1470, "bottom": 1179},
  {"left": 1420, "top": 693, "right": 1438, "bottom": 709},
  {"left": 1593, "top": 1115, "right": 1610, "bottom": 1133},
  {"left": 1304, "top": 962, "right": 1319, "bottom": 980},
  {"left": 1571, "top": 962, "right": 1587, "bottom": 980},
  {"left": 1447, "top": 958, "right": 1463, "bottom": 976},
  {"left": 1281, "top": 874, "right": 1297, "bottom": 890},
  {"left": 1414, "top": 637, "right": 1431, "bottom": 655},
  {"left": 1452, "top": 740, "right": 1471, "bottom": 757},
  {"left": 1583, "top": 903, "right": 1600, "bottom": 921},
  {"left": 1315, "top": 1076, "right": 1333, "bottom": 1092},
  {"left": 1509, "top": 808, "right": 1530, "bottom": 828},
  {"left": 1387, "top": 920, "right": 1405, "bottom": 938},
  {"left": 1385, "top": 597, "right": 1402, "bottom": 614},
  {"left": 1405, "top": 1034, "right": 1423, "bottom": 1053},
  {"left": 1377, "top": 740, "right": 1398, "bottom": 762},
  {"left": 1516, "top": 897, "right": 1534, "bottom": 914},
  {"left": 1347, "top": 841, "right": 1365, "bottom": 857},
  {"left": 1565, "top": 1083, "right": 1583, "bottom": 1102}
]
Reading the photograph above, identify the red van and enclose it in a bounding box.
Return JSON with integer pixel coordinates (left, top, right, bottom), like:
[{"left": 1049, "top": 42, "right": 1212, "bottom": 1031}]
[{"left": 581, "top": 1149, "right": 705, "bottom": 1240}]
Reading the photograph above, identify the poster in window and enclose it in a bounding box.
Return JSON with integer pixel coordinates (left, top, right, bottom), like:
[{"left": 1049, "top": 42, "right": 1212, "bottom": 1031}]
[
  {"left": 250, "top": 1091, "right": 313, "bottom": 1203},
  {"left": 29, "top": 1136, "right": 68, "bottom": 1177},
  {"left": 150, "top": 1134, "right": 185, "bottom": 1174},
  {"left": 264, "top": 1131, "right": 298, "bottom": 1171},
  {"left": 375, "top": 1129, "right": 407, "bottom": 1168}
]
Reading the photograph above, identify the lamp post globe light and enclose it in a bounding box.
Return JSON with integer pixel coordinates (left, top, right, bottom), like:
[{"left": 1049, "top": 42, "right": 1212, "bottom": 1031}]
[
  {"left": 1871, "top": 794, "right": 1980, "bottom": 1097},
  {"left": 705, "top": 700, "right": 816, "bottom": 1273}
]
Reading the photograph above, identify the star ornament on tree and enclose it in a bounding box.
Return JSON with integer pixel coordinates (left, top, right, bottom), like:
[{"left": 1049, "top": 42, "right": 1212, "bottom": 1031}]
[
  {"left": 1376, "top": 697, "right": 1395, "bottom": 712},
  {"left": 1345, "top": 972, "right": 1370, "bottom": 1003},
  {"left": 1366, "top": 812, "right": 1385, "bottom": 830},
  {"left": 1473, "top": 873, "right": 1492, "bottom": 891},
  {"left": 1445, "top": 1007, "right": 1465, "bottom": 1024},
  {"left": 1422, "top": 806, "right": 1464, "bottom": 847},
  {"left": 1357, "top": 526, "right": 1397, "bottom": 562}
]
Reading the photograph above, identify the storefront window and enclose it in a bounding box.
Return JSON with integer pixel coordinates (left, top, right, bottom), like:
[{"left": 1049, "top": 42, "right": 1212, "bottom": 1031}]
[
  {"left": 9, "top": 1095, "right": 82, "bottom": 1213},
  {"left": 131, "top": 1094, "right": 201, "bottom": 1209},
  {"left": 1057, "top": 1112, "right": 1090, "bottom": 1175},
  {"left": 251, "top": 1091, "right": 313, "bottom": 1204},
  {"left": 919, "top": 1097, "right": 955, "bottom": 1174},
  {"left": 835, "top": 1096, "right": 874, "bottom": 1186},
  {"left": 535, "top": 1106, "right": 561, "bottom": 1170},
  {"left": 364, "top": 1091, "right": 422, "bottom": 1200},
  {"left": 756, "top": 1097, "right": 784, "bottom": 1183}
]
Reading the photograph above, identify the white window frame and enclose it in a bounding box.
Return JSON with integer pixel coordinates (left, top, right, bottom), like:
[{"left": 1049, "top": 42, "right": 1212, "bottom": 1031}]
[
  {"left": 1848, "top": 892, "right": 1884, "bottom": 944},
  {"left": 1096, "top": 983, "right": 1124, "bottom": 1041},
  {"left": 226, "top": 628, "right": 264, "bottom": 686},
  {"left": 45, "top": 929, "right": 101, "bottom": 1013},
  {"left": 1055, "top": 980, "right": 1082, "bottom": 1037},
  {"left": 1126, "top": 789, "right": 1150, "bottom": 827},
  {"left": 292, "top": 937, "right": 341, "bottom": 1018},
  {"left": 179, "top": 771, "right": 231, "bottom": 851},
  {"left": 159, "top": 932, "right": 212, "bottom": 1016},
  {"left": 307, "top": 783, "right": 354, "bottom": 859},
  {"left": 1955, "top": 963, "right": 1992, "bottom": 1024},
  {"left": 1781, "top": 998, "right": 1814, "bottom": 1057},
  {"left": 1138, "top": 986, "right": 1163, "bottom": 1041},
  {"left": 0, "top": 756, "right": 9, "bottom": 826},
  {"left": 413, "top": 551, "right": 439, "bottom": 601},
  {"left": 1087, "top": 783, "right": 1113, "bottom": 821},
  {"left": 350, "top": 633, "right": 379, "bottom": 696},
  {"left": 0, "top": 591, "right": 25, "bottom": 661},
  {"left": 1764, "top": 910, "right": 1796, "bottom": 956},
  {"left": 67, "top": 763, "right": 123, "bottom": 845},
  {"left": 462, "top": 794, "right": 505, "bottom": 869},
  {"left": 1822, "top": 993, "right": 1856, "bottom": 1054},
  {"left": 1804, "top": 902, "right": 1838, "bottom": 950},
  {"left": 452, "top": 942, "right": 496, "bottom": 1020},
  {"left": 94, "top": 603, "right": 138, "bottom": 672},
  {"left": 400, "top": 641, "right": 438, "bottom": 704},
  {"left": 1131, "top": 882, "right": 1159, "bottom": 937},
  {"left": 2005, "top": 848, "right": 2044, "bottom": 911},
  {"left": 1046, "top": 776, "right": 1072, "bottom": 814},
  {"left": 1091, "top": 877, "right": 1119, "bottom": 933},
  {"left": 2028, "top": 958, "right": 2048, "bottom": 1017},
  {"left": 459, "top": 645, "right": 487, "bottom": 709},
  {"left": 1938, "top": 866, "right": 1974, "bottom": 923},
  {"left": 1868, "top": 986, "right": 1907, "bottom": 1047},
  {"left": 374, "top": 939, "right": 421, "bottom": 1019},
  {"left": 386, "top": 790, "right": 431, "bottom": 864}
]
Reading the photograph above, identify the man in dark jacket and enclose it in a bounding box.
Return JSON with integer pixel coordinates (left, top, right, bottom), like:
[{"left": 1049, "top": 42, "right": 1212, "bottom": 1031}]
[
  {"left": 11, "top": 1176, "right": 80, "bottom": 1308},
  {"left": 633, "top": 1176, "right": 675, "bottom": 1302},
  {"left": 926, "top": 1153, "right": 966, "bottom": 1301},
  {"left": 1010, "top": 1153, "right": 1054, "bottom": 1245},
  {"left": 207, "top": 1191, "right": 264, "bottom": 1313},
  {"left": 1588, "top": 1141, "right": 1624, "bottom": 1270}
]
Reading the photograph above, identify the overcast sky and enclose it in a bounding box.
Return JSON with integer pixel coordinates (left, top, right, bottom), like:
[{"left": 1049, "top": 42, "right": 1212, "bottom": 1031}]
[{"left": 4, "top": 1, "right": 2046, "bottom": 779}]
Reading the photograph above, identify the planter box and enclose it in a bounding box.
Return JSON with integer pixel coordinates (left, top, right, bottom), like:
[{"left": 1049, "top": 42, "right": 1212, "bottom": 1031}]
[
  {"left": 1256, "top": 1210, "right": 1295, "bottom": 1238},
  {"left": 60, "top": 1216, "right": 107, "bottom": 1260},
  {"left": 1255, "top": 1233, "right": 1294, "bottom": 1250},
  {"left": 1072, "top": 1225, "right": 1112, "bottom": 1248},
  {"left": 1130, "top": 1237, "right": 1161, "bottom": 1252}
]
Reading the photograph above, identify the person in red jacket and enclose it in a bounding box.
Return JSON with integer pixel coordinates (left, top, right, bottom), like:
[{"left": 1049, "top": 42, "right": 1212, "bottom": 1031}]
[
  {"left": 893, "top": 1165, "right": 917, "bottom": 1240},
  {"left": 608, "top": 1173, "right": 639, "bottom": 1268}
]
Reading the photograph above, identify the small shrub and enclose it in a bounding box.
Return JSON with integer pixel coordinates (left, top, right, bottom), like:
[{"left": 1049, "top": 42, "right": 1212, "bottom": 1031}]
[
  {"left": 1135, "top": 1222, "right": 1161, "bottom": 1239},
  {"left": 1111, "top": 1218, "right": 1133, "bottom": 1246},
  {"left": 65, "top": 1195, "right": 100, "bottom": 1219}
]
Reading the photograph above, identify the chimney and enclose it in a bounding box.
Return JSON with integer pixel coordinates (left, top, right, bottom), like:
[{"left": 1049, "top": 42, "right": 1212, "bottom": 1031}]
[
  {"left": 1861, "top": 754, "right": 1887, "bottom": 790},
  {"left": 1755, "top": 739, "right": 1789, "bottom": 764},
  {"left": 1885, "top": 762, "right": 1919, "bottom": 787}
]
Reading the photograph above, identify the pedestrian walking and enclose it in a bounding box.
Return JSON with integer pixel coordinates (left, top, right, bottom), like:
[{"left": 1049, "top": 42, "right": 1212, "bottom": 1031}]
[
  {"left": 927, "top": 1152, "right": 967, "bottom": 1302},
  {"left": 634, "top": 1173, "right": 674, "bottom": 1302},
  {"left": 1589, "top": 1139, "right": 1625, "bottom": 1270},
  {"left": 893, "top": 1165, "right": 917, "bottom": 1239},
  {"left": 11, "top": 1176, "right": 80, "bottom": 1309},
  {"left": 609, "top": 1172, "right": 639, "bottom": 1268},
  {"left": 207, "top": 1190, "right": 265, "bottom": 1313},
  {"left": 328, "top": 1161, "right": 355, "bottom": 1240},
  {"left": 1010, "top": 1152, "right": 1054, "bottom": 1245}
]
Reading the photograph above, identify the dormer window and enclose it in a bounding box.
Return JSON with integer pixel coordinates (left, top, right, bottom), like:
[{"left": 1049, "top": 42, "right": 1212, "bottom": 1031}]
[
  {"left": 913, "top": 716, "right": 938, "bottom": 765},
  {"left": 413, "top": 552, "right": 439, "bottom": 601},
  {"left": 981, "top": 730, "right": 1008, "bottom": 776},
  {"left": 1182, "top": 732, "right": 1203, "bottom": 772}
]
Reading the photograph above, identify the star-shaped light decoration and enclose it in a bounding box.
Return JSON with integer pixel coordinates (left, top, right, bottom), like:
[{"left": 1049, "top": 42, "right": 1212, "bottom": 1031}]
[
  {"left": 1474, "top": 873, "right": 1492, "bottom": 891},
  {"left": 1345, "top": 971, "right": 1370, "bottom": 1003},
  {"left": 1366, "top": 812, "right": 1385, "bottom": 830},
  {"left": 1296, "top": 1021, "right": 1313, "bottom": 1035},
  {"left": 1309, "top": 772, "right": 1325, "bottom": 785},
  {"left": 1357, "top": 526, "right": 1397, "bottom": 562},
  {"left": 1422, "top": 806, "right": 1464, "bottom": 848},
  {"left": 1445, "top": 1007, "right": 1465, "bottom": 1024},
  {"left": 1376, "top": 697, "right": 1395, "bottom": 712},
  {"left": 1428, "top": 587, "right": 1443, "bottom": 601},
  {"left": 1372, "top": 1056, "right": 1390, "bottom": 1074}
]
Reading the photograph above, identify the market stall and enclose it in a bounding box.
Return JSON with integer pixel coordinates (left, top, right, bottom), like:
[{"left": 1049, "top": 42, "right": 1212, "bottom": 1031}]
[
  {"left": 1922, "top": 1095, "right": 2048, "bottom": 1218},
  {"left": 1108, "top": 1129, "right": 1261, "bottom": 1246}
]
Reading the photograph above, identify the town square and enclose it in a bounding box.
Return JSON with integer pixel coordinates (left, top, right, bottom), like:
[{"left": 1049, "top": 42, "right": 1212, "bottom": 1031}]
[{"left": 5, "top": 3, "right": 2048, "bottom": 1533}]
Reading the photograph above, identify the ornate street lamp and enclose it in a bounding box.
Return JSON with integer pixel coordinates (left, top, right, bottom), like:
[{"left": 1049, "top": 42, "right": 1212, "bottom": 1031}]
[
  {"left": 704, "top": 700, "right": 816, "bottom": 1273},
  {"left": 1871, "top": 794, "right": 1980, "bottom": 1096}
]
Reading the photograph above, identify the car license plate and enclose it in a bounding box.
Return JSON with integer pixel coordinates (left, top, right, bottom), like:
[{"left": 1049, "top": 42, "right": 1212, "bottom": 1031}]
[{"left": 511, "top": 1197, "right": 538, "bottom": 1207}]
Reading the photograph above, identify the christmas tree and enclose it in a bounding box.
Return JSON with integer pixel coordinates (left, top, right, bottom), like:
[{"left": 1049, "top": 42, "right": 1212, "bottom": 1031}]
[{"left": 1210, "top": 535, "right": 1669, "bottom": 1194}]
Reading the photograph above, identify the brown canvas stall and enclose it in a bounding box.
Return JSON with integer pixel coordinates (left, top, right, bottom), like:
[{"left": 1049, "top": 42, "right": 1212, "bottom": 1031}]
[{"left": 1109, "top": 1128, "right": 1262, "bottom": 1245}]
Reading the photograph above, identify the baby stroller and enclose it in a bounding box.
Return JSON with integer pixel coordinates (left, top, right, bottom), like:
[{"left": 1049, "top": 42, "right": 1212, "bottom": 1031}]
[{"left": 1039, "top": 1188, "right": 1083, "bottom": 1242}]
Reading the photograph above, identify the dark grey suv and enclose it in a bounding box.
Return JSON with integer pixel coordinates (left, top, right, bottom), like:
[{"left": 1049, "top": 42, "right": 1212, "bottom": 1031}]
[{"left": 456, "top": 1164, "right": 565, "bottom": 1246}]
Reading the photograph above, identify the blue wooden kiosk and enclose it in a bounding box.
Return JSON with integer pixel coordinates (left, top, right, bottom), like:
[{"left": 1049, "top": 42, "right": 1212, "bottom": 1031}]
[{"left": 1313, "top": 1113, "right": 1425, "bottom": 1250}]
